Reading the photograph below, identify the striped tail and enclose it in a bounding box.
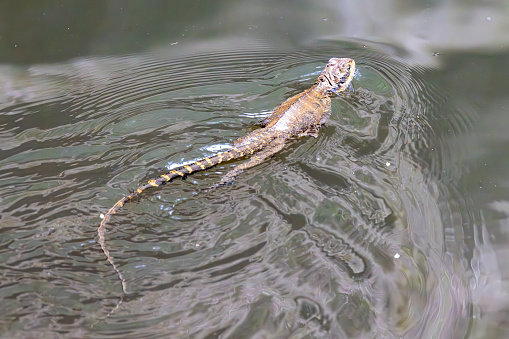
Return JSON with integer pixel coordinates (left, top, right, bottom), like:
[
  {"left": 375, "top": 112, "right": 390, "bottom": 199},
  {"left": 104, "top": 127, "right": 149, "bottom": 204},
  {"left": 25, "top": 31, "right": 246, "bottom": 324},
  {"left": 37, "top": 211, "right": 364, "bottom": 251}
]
[{"left": 97, "top": 137, "right": 268, "bottom": 315}]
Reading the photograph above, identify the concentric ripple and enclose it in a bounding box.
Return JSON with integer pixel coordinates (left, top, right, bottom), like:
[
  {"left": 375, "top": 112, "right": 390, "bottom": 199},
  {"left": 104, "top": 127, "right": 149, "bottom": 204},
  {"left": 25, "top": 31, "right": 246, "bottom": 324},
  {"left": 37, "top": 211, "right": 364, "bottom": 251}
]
[{"left": 0, "top": 39, "right": 481, "bottom": 337}]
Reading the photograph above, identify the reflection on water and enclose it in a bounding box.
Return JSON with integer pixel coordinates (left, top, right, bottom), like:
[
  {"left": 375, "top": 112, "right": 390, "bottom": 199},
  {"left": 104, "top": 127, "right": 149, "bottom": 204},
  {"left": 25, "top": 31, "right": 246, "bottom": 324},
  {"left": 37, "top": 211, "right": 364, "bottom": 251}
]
[{"left": 0, "top": 37, "right": 498, "bottom": 338}]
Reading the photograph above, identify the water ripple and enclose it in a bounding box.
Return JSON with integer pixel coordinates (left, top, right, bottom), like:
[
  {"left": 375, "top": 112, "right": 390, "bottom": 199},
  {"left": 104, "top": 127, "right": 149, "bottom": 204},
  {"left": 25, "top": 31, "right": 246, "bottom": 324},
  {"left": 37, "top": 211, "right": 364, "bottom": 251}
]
[{"left": 0, "top": 39, "right": 482, "bottom": 337}]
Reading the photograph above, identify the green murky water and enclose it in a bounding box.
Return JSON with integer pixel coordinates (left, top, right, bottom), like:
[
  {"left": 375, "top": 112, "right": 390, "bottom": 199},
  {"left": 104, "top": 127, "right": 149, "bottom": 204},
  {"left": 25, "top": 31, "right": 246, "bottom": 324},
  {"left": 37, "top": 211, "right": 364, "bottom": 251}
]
[{"left": 1, "top": 1, "right": 508, "bottom": 338}]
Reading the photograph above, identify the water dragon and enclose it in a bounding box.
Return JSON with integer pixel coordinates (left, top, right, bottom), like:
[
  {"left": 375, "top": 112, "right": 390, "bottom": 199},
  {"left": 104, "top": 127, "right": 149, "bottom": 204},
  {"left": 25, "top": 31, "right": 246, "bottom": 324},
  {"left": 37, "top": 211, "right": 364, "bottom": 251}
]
[{"left": 98, "top": 57, "right": 356, "bottom": 312}]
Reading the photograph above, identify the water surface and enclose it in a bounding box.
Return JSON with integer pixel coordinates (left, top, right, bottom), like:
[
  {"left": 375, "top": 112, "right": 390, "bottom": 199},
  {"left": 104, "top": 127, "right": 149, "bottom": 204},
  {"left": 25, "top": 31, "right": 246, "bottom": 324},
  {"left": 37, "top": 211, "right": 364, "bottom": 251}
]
[{"left": 1, "top": 1, "right": 508, "bottom": 338}]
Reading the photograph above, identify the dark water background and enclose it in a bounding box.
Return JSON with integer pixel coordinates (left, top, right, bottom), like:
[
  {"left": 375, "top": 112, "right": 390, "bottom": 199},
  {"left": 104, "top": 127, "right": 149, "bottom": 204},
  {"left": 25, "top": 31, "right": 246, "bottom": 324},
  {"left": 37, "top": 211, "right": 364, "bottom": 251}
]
[{"left": 1, "top": 1, "right": 508, "bottom": 338}]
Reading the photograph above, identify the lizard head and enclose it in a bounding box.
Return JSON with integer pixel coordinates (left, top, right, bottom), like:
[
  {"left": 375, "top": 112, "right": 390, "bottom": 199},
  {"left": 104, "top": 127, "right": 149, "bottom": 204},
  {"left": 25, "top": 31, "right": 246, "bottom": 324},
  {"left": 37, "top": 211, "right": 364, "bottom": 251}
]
[{"left": 317, "top": 58, "right": 355, "bottom": 95}]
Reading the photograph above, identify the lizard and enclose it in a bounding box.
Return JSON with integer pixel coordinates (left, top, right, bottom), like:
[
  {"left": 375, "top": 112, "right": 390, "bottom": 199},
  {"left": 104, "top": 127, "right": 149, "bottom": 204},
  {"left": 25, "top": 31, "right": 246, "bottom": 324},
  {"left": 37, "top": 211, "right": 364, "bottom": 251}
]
[{"left": 97, "top": 57, "right": 355, "bottom": 313}]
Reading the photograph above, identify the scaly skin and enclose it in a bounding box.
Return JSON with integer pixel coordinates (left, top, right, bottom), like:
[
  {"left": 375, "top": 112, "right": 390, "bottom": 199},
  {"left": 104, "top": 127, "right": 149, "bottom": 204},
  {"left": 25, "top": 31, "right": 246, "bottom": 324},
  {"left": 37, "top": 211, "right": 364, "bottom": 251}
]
[{"left": 97, "top": 57, "right": 355, "bottom": 314}]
